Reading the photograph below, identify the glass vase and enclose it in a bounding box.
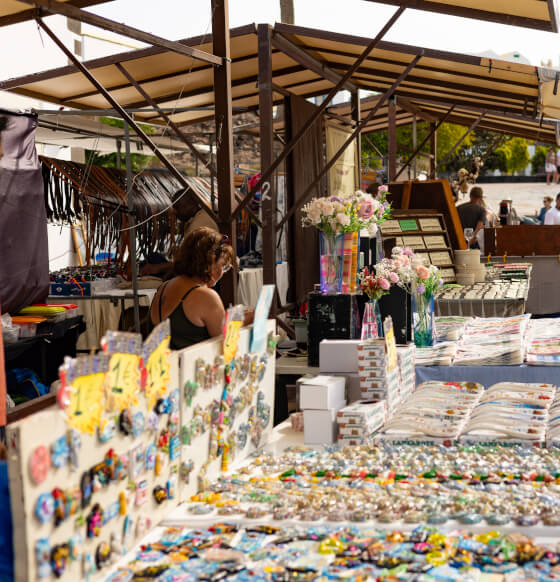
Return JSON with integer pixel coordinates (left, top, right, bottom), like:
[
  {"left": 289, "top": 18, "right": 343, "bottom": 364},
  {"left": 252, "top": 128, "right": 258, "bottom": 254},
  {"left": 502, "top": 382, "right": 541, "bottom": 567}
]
[
  {"left": 319, "top": 232, "right": 344, "bottom": 294},
  {"left": 361, "top": 299, "right": 384, "bottom": 340},
  {"left": 412, "top": 292, "right": 435, "bottom": 347}
]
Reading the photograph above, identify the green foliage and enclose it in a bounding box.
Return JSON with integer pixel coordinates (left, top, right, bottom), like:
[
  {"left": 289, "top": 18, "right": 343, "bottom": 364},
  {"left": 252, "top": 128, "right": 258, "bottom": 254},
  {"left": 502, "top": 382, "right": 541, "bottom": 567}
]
[
  {"left": 531, "top": 145, "right": 549, "bottom": 173},
  {"left": 84, "top": 116, "right": 156, "bottom": 170},
  {"left": 496, "top": 137, "right": 530, "bottom": 175}
]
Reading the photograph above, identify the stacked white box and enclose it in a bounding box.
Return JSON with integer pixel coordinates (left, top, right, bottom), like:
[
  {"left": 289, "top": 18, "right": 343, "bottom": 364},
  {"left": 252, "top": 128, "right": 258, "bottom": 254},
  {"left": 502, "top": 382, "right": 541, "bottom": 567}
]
[
  {"left": 336, "top": 400, "right": 386, "bottom": 445},
  {"left": 358, "top": 341, "right": 401, "bottom": 416},
  {"left": 397, "top": 344, "right": 416, "bottom": 401},
  {"left": 319, "top": 340, "right": 361, "bottom": 373},
  {"left": 299, "top": 375, "right": 346, "bottom": 445}
]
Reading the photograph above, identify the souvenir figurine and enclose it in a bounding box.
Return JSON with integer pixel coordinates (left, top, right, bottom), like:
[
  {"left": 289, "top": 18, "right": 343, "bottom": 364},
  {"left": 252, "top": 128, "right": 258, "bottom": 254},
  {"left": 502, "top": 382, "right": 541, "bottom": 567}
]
[
  {"left": 80, "top": 471, "right": 93, "bottom": 508},
  {"left": 95, "top": 541, "right": 111, "bottom": 569},
  {"left": 29, "top": 445, "right": 51, "bottom": 485},
  {"left": 50, "top": 543, "right": 70, "bottom": 577},
  {"left": 86, "top": 503, "right": 104, "bottom": 538},
  {"left": 98, "top": 418, "right": 117, "bottom": 443},
  {"left": 35, "top": 492, "right": 54, "bottom": 524},
  {"left": 51, "top": 434, "right": 70, "bottom": 468},
  {"left": 91, "top": 460, "right": 110, "bottom": 488},
  {"left": 69, "top": 534, "right": 84, "bottom": 562},
  {"left": 153, "top": 485, "right": 168, "bottom": 504},
  {"left": 135, "top": 480, "right": 148, "bottom": 506},
  {"left": 67, "top": 429, "right": 81, "bottom": 471},
  {"left": 35, "top": 538, "right": 51, "bottom": 578},
  {"left": 145, "top": 444, "right": 156, "bottom": 471}
]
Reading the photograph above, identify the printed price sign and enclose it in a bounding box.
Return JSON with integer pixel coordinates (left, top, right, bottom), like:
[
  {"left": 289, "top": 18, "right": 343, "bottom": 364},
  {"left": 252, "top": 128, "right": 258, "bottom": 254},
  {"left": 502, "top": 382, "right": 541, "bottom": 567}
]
[
  {"left": 224, "top": 319, "right": 243, "bottom": 363},
  {"left": 383, "top": 316, "right": 398, "bottom": 371},
  {"left": 67, "top": 373, "right": 105, "bottom": 435},
  {"left": 145, "top": 337, "right": 170, "bottom": 410},
  {"left": 106, "top": 353, "right": 140, "bottom": 412}
]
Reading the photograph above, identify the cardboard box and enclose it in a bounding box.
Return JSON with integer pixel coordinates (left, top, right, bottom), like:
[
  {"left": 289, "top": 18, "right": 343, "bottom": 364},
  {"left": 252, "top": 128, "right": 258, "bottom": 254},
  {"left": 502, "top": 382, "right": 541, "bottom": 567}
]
[
  {"left": 329, "top": 373, "right": 361, "bottom": 403},
  {"left": 299, "top": 375, "right": 346, "bottom": 410},
  {"left": 304, "top": 408, "right": 341, "bottom": 445},
  {"left": 338, "top": 414, "right": 385, "bottom": 436},
  {"left": 337, "top": 400, "right": 386, "bottom": 426},
  {"left": 319, "top": 339, "right": 363, "bottom": 373}
]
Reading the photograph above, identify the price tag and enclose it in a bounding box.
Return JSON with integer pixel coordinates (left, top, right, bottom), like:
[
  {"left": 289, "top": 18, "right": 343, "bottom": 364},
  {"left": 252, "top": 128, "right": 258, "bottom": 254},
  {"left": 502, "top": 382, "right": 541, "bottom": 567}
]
[
  {"left": 224, "top": 320, "right": 242, "bottom": 363},
  {"left": 145, "top": 337, "right": 170, "bottom": 410},
  {"left": 383, "top": 316, "right": 398, "bottom": 371},
  {"left": 398, "top": 219, "right": 418, "bottom": 232},
  {"left": 67, "top": 373, "right": 105, "bottom": 435},
  {"left": 106, "top": 353, "right": 140, "bottom": 412}
]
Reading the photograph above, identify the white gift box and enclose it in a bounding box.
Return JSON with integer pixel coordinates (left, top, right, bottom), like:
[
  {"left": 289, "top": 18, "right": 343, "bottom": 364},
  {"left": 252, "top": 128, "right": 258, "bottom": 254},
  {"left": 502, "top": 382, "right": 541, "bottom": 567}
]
[
  {"left": 299, "top": 375, "right": 346, "bottom": 410},
  {"left": 304, "top": 407, "right": 342, "bottom": 445},
  {"left": 319, "top": 340, "right": 362, "bottom": 373}
]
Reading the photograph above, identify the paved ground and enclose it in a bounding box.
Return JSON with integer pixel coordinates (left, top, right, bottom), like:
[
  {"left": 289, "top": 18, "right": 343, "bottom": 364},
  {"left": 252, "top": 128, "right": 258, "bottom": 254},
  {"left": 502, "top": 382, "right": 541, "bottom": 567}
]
[{"left": 456, "top": 181, "right": 559, "bottom": 217}]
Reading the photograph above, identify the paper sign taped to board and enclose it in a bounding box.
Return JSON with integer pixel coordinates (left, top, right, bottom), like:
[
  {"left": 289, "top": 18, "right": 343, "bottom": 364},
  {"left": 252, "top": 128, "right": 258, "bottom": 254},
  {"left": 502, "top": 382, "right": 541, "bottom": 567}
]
[
  {"left": 250, "top": 284, "right": 275, "bottom": 352},
  {"left": 383, "top": 316, "right": 398, "bottom": 371}
]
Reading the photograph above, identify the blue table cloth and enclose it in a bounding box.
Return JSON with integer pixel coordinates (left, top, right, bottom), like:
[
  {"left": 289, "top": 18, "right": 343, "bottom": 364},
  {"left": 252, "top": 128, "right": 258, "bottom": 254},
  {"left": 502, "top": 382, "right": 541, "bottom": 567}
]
[{"left": 416, "top": 365, "right": 560, "bottom": 388}]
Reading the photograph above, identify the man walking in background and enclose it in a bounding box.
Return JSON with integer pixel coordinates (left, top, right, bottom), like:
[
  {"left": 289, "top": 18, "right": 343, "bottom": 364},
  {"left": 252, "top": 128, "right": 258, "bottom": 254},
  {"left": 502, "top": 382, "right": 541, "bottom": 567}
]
[{"left": 456, "top": 186, "right": 486, "bottom": 249}]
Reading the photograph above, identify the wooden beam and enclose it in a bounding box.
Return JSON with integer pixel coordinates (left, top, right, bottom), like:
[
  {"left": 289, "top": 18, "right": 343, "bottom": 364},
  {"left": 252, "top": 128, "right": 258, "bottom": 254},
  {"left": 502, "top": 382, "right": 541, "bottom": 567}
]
[
  {"left": 231, "top": 6, "right": 406, "bottom": 221},
  {"left": 394, "top": 105, "right": 455, "bottom": 180},
  {"left": 212, "top": 0, "right": 237, "bottom": 304},
  {"left": 21, "top": 0, "right": 222, "bottom": 65},
  {"left": 435, "top": 111, "right": 485, "bottom": 171},
  {"left": 0, "top": 0, "right": 107, "bottom": 27},
  {"left": 272, "top": 32, "right": 358, "bottom": 92},
  {"left": 36, "top": 17, "right": 218, "bottom": 220},
  {"left": 278, "top": 53, "right": 422, "bottom": 230},
  {"left": 352, "top": 90, "right": 361, "bottom": 187},
  {"left": 387, "top": 97, "right": 397, "bottom": 181},
  {"left": 258, "top": 24, "right": 278, "bottom": 313},
  {"left": 396, "top": 97, "right": 437, "bottom": 123}
]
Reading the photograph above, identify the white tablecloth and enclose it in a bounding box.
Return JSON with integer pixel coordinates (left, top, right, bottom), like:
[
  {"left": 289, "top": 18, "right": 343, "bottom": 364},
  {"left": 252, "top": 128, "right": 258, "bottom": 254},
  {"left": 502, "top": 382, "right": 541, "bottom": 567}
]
[{"left": 238, "top": 262, "right": 289, "bottom": 308}]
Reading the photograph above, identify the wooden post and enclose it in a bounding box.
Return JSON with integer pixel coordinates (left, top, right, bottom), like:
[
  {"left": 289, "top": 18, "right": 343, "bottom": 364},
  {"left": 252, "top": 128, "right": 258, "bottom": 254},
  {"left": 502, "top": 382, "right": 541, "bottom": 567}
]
[
  {"left": 412, "top": 113, "right": 417, "bottom": 179},
  {"left": 388, "top": 97, "right": 397, "bottom": 181},
  {"left": 351, "top": 90, "right": 362, "bottom": 189},
  {"left": 258, "top": 24, "right": 277, "bottom": 312},
  {"left": 430, "top": 121, "right": 437, "bottom": 178},
  {"left": 212, "top": 0, "right": 237, "bottom": 305}
]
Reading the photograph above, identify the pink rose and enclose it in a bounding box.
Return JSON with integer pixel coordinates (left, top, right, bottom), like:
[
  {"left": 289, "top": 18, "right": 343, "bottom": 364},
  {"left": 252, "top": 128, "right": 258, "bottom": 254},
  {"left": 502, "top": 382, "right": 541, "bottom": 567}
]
[
  {"left": 388, "top": 272, "right": 399, "bottom": 284},
  {"left": 378, "top": 277, "right": 390, "bottom": 290},
  {"left": 416, "top": 266, "right": 430, "bottom": 280},
  {"left": 378, "top": 185, "right": 388, "bottom": 193},
  {"left": 402, "top": 247, "right": 415, "bottom": 257},
  {"left": 358, "top": 199, "right": 374, "bottom": 219}
]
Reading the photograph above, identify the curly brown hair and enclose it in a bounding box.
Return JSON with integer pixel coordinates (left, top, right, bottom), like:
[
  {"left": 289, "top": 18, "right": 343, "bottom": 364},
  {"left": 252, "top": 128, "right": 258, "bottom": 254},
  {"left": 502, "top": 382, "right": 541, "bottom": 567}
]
[{"left": 173, "top": 227, "right": 233, "bottom": 283}]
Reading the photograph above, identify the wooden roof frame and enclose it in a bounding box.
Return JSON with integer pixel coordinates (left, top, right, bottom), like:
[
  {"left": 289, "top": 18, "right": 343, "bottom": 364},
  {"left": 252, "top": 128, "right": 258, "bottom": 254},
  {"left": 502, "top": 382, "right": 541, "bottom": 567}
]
[
  {"left": 363, "top": 0, "right": 559, "bottom": 32},
  {"left": 0, "top": 0, "right": 108, "bottom": 27}
]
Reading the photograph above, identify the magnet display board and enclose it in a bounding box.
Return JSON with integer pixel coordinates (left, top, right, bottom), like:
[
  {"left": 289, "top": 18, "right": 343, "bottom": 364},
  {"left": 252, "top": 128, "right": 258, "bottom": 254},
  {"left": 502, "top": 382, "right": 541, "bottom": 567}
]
[{"left": 178, "top": 319, "right": 276, "bottom": 500}]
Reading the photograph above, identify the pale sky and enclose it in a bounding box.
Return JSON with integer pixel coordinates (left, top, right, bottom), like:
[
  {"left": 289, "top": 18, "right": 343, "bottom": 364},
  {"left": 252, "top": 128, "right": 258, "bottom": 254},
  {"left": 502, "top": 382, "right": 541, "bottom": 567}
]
[{"left": 1, "top": 0, "right": 559, "bottom": 87}]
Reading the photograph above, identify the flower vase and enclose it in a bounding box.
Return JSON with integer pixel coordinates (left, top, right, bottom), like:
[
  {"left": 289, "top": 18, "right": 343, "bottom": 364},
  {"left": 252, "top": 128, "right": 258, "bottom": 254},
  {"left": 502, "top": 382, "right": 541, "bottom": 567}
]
[
  {"left": 319, "top": 232, "right": 344, "bottom": 294},
  {"left": 341, "top": 232, "right": 354, "bottom": 293},
  {"left": 412, "top": 292, "right": 435, "bottom": 347},
  {"left": 361, "top": 299, "right": 384, "bottom": 340}
]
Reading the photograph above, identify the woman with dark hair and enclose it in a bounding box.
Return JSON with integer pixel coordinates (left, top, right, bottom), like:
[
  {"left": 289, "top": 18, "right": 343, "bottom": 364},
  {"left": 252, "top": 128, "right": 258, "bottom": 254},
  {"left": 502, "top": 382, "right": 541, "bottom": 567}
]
[{"left": 149, "top": 227, "right": 234, "bottom": 349}]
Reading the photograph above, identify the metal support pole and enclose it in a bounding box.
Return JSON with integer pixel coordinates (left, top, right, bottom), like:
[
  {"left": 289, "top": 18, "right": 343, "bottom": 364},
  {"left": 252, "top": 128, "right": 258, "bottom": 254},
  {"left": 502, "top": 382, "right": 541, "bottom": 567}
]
[
  {"left": 388, "top": 97, "right": 397, "bottom": 181},
  {"left": 258, "top": 24, "right": 277, "bottom": 313},
  {"left": 430, "top": 122, "right": 437, "bottom": 178},
  {"left": 232, "top": 6, "right": 406, "bottom": 220},
  {"left": 212, "top": 0, "right": 237, "bottom": 305},
  {"left": 278, "top": 54, "right": 422, "bottom": 230},
  {"left": 351, "top": 90, "right": 362, "bottom": 189},
  {"left": 125, "top": 123, "right": 141, "bottom": 334},
  {"left": 412, "top": 113, "right": 417, "bottom": 179},
  {"left": 36, "top": 17, "right": 217, "bottom": 220},
  {"left": 394, "top": 105, "right": 455, "bottom": 181},
  {"left": 435, "top": 111, "right": 485, "bottom": 172}
]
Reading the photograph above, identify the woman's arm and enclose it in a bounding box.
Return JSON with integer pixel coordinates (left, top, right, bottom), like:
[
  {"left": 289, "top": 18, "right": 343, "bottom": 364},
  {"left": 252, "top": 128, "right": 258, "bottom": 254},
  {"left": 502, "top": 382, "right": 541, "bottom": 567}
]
[{"left": 198, "top": 289, "right": 226, "bottom": 337}]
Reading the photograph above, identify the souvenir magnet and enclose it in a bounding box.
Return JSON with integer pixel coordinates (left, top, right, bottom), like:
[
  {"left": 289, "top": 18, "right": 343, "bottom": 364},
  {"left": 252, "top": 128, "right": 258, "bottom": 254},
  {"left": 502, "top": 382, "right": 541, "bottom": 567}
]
[
  {"left": 135, "top": 480, "right": 148, "bottom": 506},
  {"left": 122, "top": 515, "right": 134, "bottom": 548},
  {"left": 153, "top": 485, "right": 168, "bottom": 504},
  {"left": 184, "top": 381, "right": 198, "bottom": 407},
  {"left": 80, "top": 471, "right": 93, "bottom": 508},
  {"left": 83, "top": 552, "right": 97, "bottom": 576},
  {"left": 35, "top": 538, "right": 51, "bottom": 578},
  {"left": 68, "top": 429, "right": 81, "bottom": 470},
  {"left": 98, "top": 418, "right": 117, "bottom": 443},
  {"left": 180, "top": 460, "right": 194, "bottom": 484},
  {"left": 155, "top": 452, "right": 164, "bottom": 476},
  {"left": 145, "top": 443, "right": 156, "bottom": 471},
  {"left": 35, "top": 492, "right": 54, "bottom": 524},
  {"left": 86, "top": 503, "right": 104, "bottom": 538},
  {"left": 146, "top": 411, "right": 158, "bottom": 432},
  {"left": 131, "top": 411, "right": 145, "bottom": 438},
  {"left": 169, "top": 388, "right": 179, "bottom": 413},
  {"left": 119, "top": 409, "right": 133, "bottom": 435},
  {"left": 128, "top": 444, "right": 144, "bottom": 479},
  {"left": 154, "top": 398, "right": 169, "bottom": 415},
  {"left": 104, "top": 500, "right": 120, "bottom": 524},
  {"left": 169, "top": 435, "right": 180, "bottom": 461},
  {"left": 119, "top": 491, "right": 127, "bottom": 515},
  {"left": 166, "top": 474, "right": 177, "bottom": 499},
  {"left": 135, "top": 516, "right": 151, "bottom": 538},
  {"left": 29, "top": 445, "right": 51, "bottom": 485},
  {"left": 50, "top": 543, "right": 70, "bottom": 577},
  {"left": 69, "top": 534, "right": 84, "bottom": 562},
  {"left": 95, "top": 541, "right": 112, "bottom": 569}
]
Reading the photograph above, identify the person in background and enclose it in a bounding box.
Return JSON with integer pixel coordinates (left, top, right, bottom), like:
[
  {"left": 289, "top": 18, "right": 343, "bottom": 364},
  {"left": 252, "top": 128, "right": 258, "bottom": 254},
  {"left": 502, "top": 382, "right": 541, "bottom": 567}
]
[
  {"left": 139, "top": 251, "right": 173, "bottom": 280},
  {"left": 545, "top": 193, "right": 560, "bottom": 225},
  {"left": 149, "top": 227, "right": 233, "bottom": 349},
  {"left": 546, "top": 147, "right": 557, "bottom": 185},
  {"left": 456, "top": 186, "right": 486, "bottom": 249},
  {"left": 538, "top": 195, "right": 553, "bottom": 224},
  {"left": 556, "top": 148, "right": 560, "bottom": 184}
]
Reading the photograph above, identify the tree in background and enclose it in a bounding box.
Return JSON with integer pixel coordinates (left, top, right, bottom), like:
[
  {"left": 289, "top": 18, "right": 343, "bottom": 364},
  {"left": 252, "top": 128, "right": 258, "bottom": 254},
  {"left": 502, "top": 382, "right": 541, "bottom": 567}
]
[
  {"left": 496, "top": 137, "right": 530, "bottom": 175},
  {"left": 530, "top": 145, "right": 549, "bottom": 174}
]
